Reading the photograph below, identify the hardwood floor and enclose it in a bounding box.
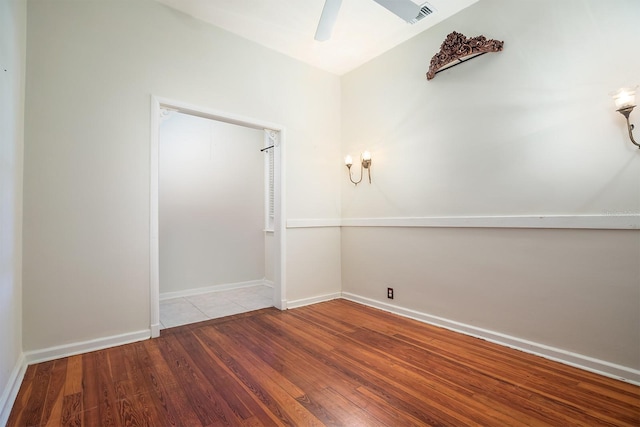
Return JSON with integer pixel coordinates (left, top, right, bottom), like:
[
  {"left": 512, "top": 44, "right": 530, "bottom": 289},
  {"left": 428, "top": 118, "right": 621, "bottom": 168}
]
[{"left": 8, "top": 299, "right": 640, "bottom": 426}]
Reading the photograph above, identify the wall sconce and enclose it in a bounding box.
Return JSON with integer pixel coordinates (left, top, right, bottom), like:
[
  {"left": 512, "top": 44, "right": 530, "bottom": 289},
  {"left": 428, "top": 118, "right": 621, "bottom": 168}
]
[
  {"left": 344, "top": 151, "right": 372, "bottom": 185},
  {"left": 611, "top": 86, "right": 639, "bottom": 149}
]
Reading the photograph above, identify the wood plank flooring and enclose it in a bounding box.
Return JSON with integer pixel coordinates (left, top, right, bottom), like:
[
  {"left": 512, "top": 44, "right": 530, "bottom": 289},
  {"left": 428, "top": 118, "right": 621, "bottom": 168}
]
[{"left": 8, "top": 299, "right": 640, "bottom": 426}]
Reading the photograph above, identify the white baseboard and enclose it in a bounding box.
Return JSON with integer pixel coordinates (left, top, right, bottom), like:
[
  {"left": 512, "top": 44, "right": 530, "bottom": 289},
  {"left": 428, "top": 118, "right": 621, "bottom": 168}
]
[
  {"left": 24, "top": 329, "right": 151, "bottom": 366},
  {"left": 341, "top": 293, "right": 640, "bottom": 385},
  {"left": 159, "top": 279, "right": 268, "bottom": 301},
  {"left": 150, "top": 323, "right": 161, "bottom": 338},
  {"left": 287, "top": 292, "right": 341, "bottom": 309},
  {"left": 0, "top": 352, "right": 27, "bottom": 427}
]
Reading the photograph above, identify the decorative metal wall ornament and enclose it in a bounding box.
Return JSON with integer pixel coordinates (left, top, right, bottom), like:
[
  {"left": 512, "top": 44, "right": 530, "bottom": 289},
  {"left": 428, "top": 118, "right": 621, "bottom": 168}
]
[{"left": 426, "top": 31, "right": 504, "bottom": 80}]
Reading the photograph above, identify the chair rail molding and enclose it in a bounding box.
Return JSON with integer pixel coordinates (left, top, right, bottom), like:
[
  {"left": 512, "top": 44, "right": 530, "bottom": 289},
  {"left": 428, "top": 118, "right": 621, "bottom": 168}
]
[{"left": 287, "top": 215, "right": 639, "bottom": 230}]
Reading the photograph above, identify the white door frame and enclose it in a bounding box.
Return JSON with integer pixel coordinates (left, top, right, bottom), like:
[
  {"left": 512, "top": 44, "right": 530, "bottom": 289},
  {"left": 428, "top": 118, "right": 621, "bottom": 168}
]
[{"left": 149, "top": 96, "right": 286, "bottom": 337}]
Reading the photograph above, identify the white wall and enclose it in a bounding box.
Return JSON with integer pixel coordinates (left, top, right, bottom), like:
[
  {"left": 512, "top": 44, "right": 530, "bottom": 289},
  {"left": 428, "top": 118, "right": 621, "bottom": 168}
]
[
  {"left": 23, "top": 0, "right": 342, "bottom": 352},
  {"left": 265, "top": 232, "right": 274, "bottom": 282},
  {"left": 342, "top": 0, "right": 640, "bottom": 217},
  {"left": 0, "top": 0, "right": 25, "bottom": 421},
  {"left": 341, "top": 0, "right": 640, "bottom": 374},
  {"left": 287, "top": 227, "right": 342, "bottom": 303},
  {"left": 159, "top": 112, "right": 265, "bottom": 293}
]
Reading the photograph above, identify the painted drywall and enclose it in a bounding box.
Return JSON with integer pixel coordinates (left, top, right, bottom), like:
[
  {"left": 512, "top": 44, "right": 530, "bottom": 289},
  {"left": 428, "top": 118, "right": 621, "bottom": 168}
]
[
  {"left": 23, "top": 0, "right": 341, "bottom": 351},
  {"left": 341, "top": 0, "right": 640, "bottom": 370},
  {"left": 342, "top": 227, "right": 640, "bottom": 368},
  {"left": 0, "top": 0, "right": 25, "bottom": 420},
  {"left": 286, "top": 227, "right": 342, "bottom": 304},
  {"left": 159, "top": 112, "right": 265, "bottom": 293},
  {"left": 265, "top": 232, "right": 274, "bottom": 282},
  {"left": 342, "top": 0, "right": 640, "bottom": 217}
]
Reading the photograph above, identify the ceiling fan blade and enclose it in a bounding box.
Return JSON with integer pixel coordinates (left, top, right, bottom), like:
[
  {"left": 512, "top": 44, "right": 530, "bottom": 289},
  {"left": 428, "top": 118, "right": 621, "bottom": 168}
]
[
  {"left": 314, "top": 0, "right": 342, "bottom": 42},
  {"left": 372, "top": 0, "right": 429, "bottom": 23}
]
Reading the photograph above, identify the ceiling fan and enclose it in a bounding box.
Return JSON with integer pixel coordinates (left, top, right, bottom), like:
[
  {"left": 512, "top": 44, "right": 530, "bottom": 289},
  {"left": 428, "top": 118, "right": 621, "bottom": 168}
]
[{"left": 315, "top": 0, "right": 435, "bottom": 41}]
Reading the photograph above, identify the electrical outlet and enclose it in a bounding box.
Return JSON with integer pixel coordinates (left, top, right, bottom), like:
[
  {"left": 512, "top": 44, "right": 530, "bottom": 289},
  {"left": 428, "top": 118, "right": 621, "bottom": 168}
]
[{"left": 387, "top": 287, "right": 394, "bottom": 299}]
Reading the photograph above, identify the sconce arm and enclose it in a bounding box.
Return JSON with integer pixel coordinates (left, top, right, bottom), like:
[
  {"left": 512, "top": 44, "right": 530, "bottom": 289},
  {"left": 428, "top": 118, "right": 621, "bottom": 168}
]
[
  {"left": 624, "top": 117, "right": 639, "bottom": 148},
  {"left": 362, "top": 158, "right": 372, "bottom": 184},
  {"left": 347, "top": 164, "right": 364, "bottom": 185},
  {"left": 618, "top": 107, "right": 640, "bottom": 149}
]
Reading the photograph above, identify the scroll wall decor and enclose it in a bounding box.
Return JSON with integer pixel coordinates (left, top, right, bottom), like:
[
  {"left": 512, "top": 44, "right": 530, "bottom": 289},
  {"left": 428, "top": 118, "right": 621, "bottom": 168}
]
[{"left": 427, "top": 31, "right": 504, "bottom": 80}]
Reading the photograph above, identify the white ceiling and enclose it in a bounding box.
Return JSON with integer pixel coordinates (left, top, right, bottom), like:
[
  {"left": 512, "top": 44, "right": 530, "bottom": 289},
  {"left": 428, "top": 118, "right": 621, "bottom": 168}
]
[{"left": 155, "top": 0, "right": 478, "bottom": 75}]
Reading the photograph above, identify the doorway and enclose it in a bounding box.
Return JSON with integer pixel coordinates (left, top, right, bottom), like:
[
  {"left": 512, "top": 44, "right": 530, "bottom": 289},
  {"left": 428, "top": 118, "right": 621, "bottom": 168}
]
[{"left": 149, "top": 97, "right": 285, "bottom": 337}]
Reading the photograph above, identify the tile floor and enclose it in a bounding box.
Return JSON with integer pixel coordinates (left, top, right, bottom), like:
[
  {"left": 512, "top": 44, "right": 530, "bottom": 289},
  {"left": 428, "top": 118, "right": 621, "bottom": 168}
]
[{"left": 160, "top": 284, "right": 274, "bottom": 329}]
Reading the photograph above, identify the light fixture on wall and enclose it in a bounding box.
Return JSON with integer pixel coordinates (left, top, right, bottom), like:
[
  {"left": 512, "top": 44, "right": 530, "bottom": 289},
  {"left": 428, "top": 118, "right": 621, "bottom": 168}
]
[
  {"left": 344, "top": 151, "right": 372, "bottom": 185},
  {"left": 611, "top": 86, "right": 639, "bottom": 149}
]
